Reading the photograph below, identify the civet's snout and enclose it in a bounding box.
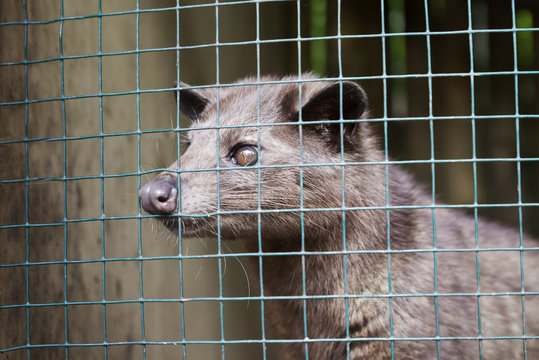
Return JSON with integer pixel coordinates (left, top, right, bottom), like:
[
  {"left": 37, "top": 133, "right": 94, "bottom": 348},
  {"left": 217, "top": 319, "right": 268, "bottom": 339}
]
[{"left": 139, "top": 175, "right": 178, "bottom": 215}]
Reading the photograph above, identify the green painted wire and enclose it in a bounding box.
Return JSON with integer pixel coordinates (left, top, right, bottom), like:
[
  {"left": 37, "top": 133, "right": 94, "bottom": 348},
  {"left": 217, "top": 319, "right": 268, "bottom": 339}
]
[
  {"left": 134, "top": 1, "right": 148, "bottom": 358},
  {"left": 2, "top": 245, "right": 539, "bottom": 270},
  {"left": 2, "top": 332, "right": 538, "bottom": 353},
  {"left": 420, "top": 0, "right": 442, "bottom": 358},
  {"left": 96, "top": 0, "right": 109, "bottom": 358},
  {"left": 1, "top": 288, "right": 539, "bottom": 310},
  {"left": 214, "top": 2, "right": 226, "bottom": 357},
  {"left": 466, "top": 0, "right": 484, "bottom": 357},
  {"left": 59, "top": 1, "right": 71, "bottom": 359},
  {"left": 296, "top": 1, "right": 310, "bottom": 357},
  {"left": 380, "top": 0, "right": 396, "bottom": 357},
  {"left": 254, "top": 1, "right": 268, "bottom": 358},
  {"left": 335, "top": 1, "right": 352, "bottom": 358},
  {"left": 175, "top": 3, "right": 188, "bottom": 359},
  {"left": 22, "top": 0, "right": 31, "bottom": 358},
  {"left": 1, "top": 2, "right": 539, "bottom": 357},
  {"left": 511, "top": 2, "right": 528, "bottom": 358}
]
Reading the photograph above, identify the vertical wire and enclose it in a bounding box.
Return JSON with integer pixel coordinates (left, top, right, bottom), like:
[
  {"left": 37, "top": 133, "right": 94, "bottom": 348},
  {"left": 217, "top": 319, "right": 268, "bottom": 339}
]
[
  {"left": 335, "top": 1, "right": 350, "bottom": 358},
  {"left": 214, "top": 1, "right": 225, "bottom": 358},
  {"left": 97, "top": 1, "right": 108, "bottom": 358},
  {"left": 466, "top": 1, "right": 483, "bottom": 357},
  {"left": 296, "top": 1, "right": 308, "bottom": 358},
  {"left": 254, "top": 2, "right": 267, "bottom": 359},
  {"left": 59, "top": 1, "right": 69, "bottom": 358},
  {"left": 134, "top": 1, "right": 147, "bottom": 358},
  {"left": 22, "top": 1, "right": 30, "bottom": 358},
  {"left": 510, "top": 1, "right": 527, "bottom": 358},
  {"left": 422, "top": 0, "right": 440, "bottom": 357},
  {"left": 380, "top": 0, "right": 395, "bottom": 357},
  {"left": 175, "top": 2, "right": 188, "bottom": 359}
]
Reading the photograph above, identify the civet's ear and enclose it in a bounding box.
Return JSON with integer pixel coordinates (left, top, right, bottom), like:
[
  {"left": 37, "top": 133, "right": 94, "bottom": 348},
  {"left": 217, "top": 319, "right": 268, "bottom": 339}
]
[
  {"left": 292, "top": 81, "right": 368, "bottom": 149},
  {"left": 173, "top": 81, "right": 211, "bottom": 121}
]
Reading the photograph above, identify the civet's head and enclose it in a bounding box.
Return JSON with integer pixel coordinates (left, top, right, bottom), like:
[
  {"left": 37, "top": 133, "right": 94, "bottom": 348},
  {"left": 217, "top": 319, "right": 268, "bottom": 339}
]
[{"left": 139, "top": 75, "right": 375, "bottom": 240}]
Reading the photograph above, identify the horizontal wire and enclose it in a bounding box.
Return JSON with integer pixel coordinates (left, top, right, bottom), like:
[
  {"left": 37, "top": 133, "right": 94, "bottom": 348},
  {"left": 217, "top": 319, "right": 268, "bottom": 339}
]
[
  {"left": 2, "top": 70, "right": 539, "bottom": 107},
  {"left": 2, "top": 332, "right": 538, "bottom": 354},
  {"left": 1, "top": 201, "right": 539, "bottom": 231},
  {"left": 0, "top": 0, "right": 296, "bottom": 27},
  {"left": 1, "top": 156, "right": 539, "bottom": 185},
  {"left": 2, "top": 27, "right": 539, "bottom": 67},
  {"left": 1, "top": 245, "right": 539, "bottom": 269},
  {"left": 2, "top": 290, "right": 539, "bottom": 311}
]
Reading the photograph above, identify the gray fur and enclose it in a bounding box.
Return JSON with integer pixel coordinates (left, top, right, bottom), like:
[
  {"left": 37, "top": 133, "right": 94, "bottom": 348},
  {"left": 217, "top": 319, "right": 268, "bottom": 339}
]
[{"left": 144, "top": 74, "right": 539, "bottom": 359}]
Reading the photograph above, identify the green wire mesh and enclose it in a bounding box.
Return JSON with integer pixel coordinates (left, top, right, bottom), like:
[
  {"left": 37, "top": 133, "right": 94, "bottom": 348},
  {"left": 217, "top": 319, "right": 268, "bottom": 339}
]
[{"left": 1, "top": 0, "right": 538, "bottom": 359}]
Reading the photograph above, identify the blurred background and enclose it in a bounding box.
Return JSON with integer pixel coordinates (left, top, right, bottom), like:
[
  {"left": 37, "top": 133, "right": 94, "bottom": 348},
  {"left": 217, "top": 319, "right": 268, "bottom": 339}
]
[{"left": 1, "top": 0, "right": 538, "bottom": 359}]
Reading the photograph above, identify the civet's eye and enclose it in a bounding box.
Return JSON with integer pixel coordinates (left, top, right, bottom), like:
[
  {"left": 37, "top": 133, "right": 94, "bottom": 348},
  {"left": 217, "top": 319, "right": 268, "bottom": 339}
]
[
  {"left": 233, "top": 145, "right": 258, "bottom": 167},
  {"left": 181, "top": 137, "right": 191, "bottom": 148},
  {"left": 180, "top": 137, "right": 191, "bottom": 154}
]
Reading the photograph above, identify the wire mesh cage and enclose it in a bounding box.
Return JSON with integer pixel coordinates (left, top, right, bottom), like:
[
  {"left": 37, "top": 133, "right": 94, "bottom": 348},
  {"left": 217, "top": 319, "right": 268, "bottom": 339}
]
[{"left": 1, "top": 0, "right": 539, "bottom": 359}]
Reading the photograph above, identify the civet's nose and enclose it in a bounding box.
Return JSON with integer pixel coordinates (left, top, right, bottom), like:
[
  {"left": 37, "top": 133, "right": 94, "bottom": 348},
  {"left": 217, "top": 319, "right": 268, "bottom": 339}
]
[{"left": 138, "top": 175, "right": 178, "bottom": 215}]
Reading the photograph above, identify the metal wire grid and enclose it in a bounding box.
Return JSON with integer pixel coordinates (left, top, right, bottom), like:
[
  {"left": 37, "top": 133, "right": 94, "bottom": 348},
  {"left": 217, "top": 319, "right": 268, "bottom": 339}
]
[{"left": 0, "top": 0, "right": 538, "bottom": 359}]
